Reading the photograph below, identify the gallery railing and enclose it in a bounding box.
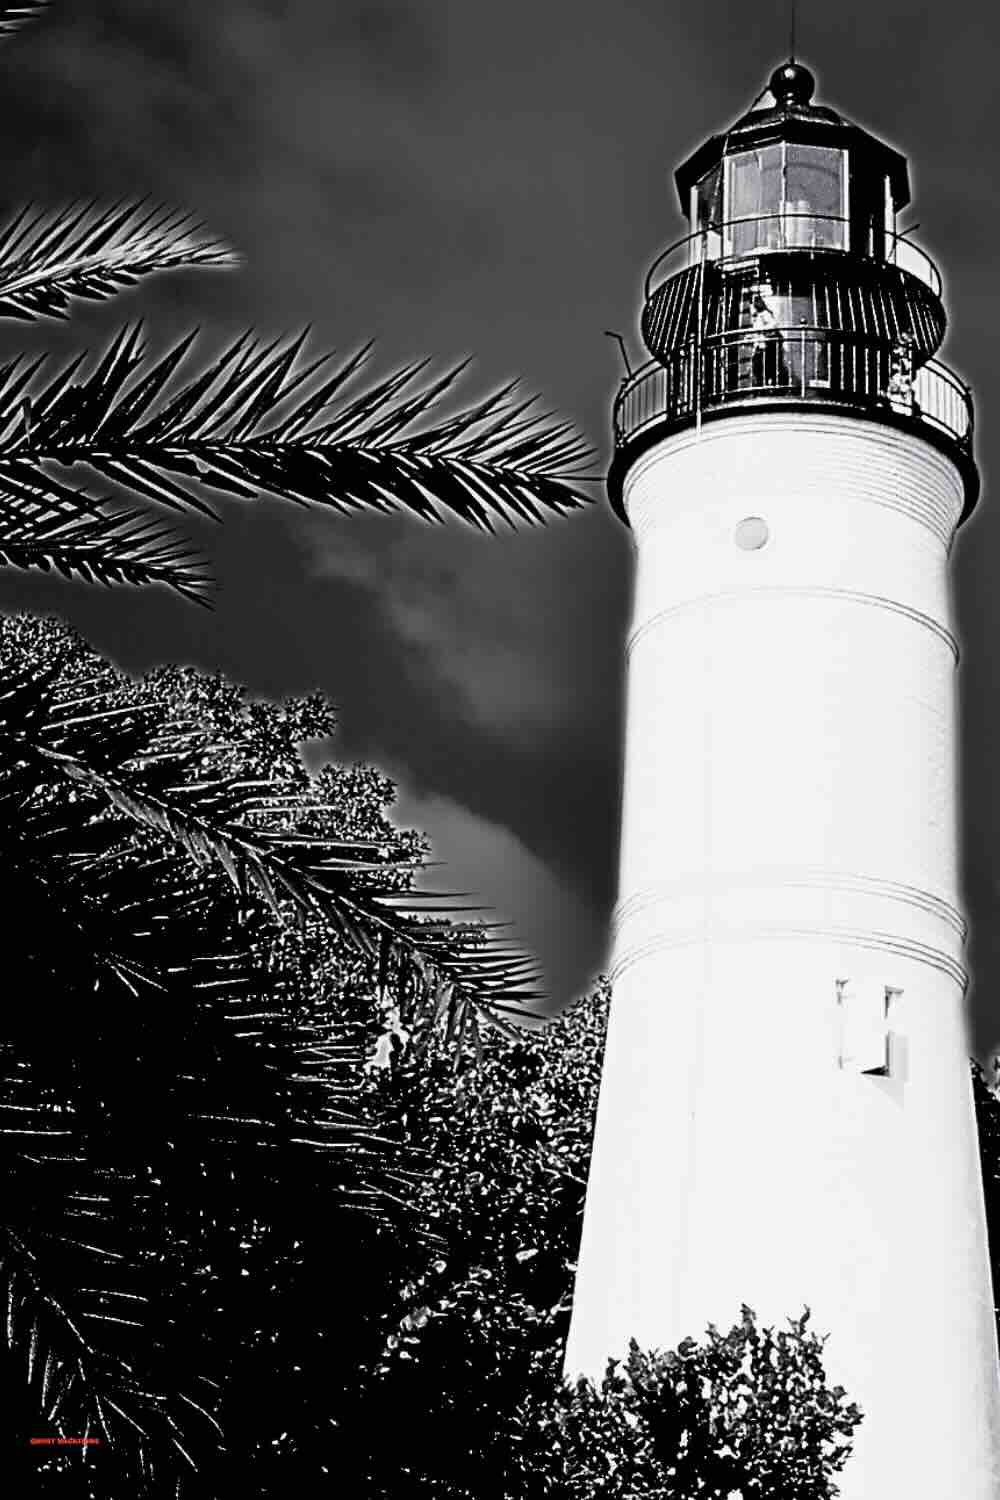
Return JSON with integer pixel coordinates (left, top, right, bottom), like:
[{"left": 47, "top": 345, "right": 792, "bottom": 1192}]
[
  {"left": 644, "top": 216, "right": 943, "bottom": 301},
  {"left": 613, "top": 326, "right": 973, "bottom": 453}
]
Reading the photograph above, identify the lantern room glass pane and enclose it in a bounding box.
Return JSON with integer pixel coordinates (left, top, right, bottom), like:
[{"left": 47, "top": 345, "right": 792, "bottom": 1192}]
[
  {"left": 784, "top": 144, "right": 846, "bottom": 248},
  {"left": 696, "top": 164, "right": 722, "bottom": 230},
  {"left": 693, "top": 164, "right": 723, "bottom": 262},
  {"left": 726, "top": 146, "right": 782, "bottom": 256}
]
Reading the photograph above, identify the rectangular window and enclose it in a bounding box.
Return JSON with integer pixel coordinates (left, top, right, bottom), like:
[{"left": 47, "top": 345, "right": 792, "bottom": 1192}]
[
  {"left": 690, "top": 168, "right": 723, "bottom": 266},
  {"left": 723, "top": 144, "right": 849, "bottom": 258},
  {"left": 725, "top": 146, "right": 782, "bottom": 257},
  {"left": 696, "top": 164, "right": 722, "bottom": 231},
  {"left": 784, "top": 145, "right": 847, "bottom": 249},
  {"left": 694, "top": 164, "right": 723, "bottom": 264},
  {"left": 836, "top": 978, "right": 900, "bottom": 1076}
]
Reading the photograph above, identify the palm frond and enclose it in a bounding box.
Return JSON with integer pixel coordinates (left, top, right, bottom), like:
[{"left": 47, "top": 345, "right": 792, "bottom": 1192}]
[
  {"left": 0, "top": 638, "right": 545, "bottom": 1022},
  {"left": 0, "top": 327, "right": 595, "bottom": 532},
  {"left": 43, "top": 731, "right": 544, "bottom": 1017},
  {"left": 0, "top": 201, "right": 238, "bottom": 321},
  {"left": 0, "top": 488, "right": 210, "bottom": 599},
  {"left": 0, "top": 636, "right": 418, "bottom": 1482},
  {"left": 0, "top": 2, "right": 46, "bottom": 36},
  {"left": 0, "top": 1063, "right": 224, "bottom": 1486}
]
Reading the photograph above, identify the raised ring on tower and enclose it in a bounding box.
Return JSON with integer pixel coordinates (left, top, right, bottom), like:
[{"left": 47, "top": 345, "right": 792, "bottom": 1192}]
[{"left": 609, "top": 61, "right": 977, "bottom": 522}]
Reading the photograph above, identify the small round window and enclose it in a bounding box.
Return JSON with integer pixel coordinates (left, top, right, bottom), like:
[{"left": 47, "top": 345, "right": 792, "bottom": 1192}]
[{"left": 734, "top": 516, "right": 769, "bottom": 551}]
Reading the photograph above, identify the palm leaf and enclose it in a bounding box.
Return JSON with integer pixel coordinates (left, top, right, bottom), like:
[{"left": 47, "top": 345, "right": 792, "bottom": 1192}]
[
  {"left": 0, "top": 637, "right": 545, "bottom": 1022},
  {"left": 0, "top": 200, "right": 238, "bottom": 321},
  {"left": 0, "top": 648, "right": 414, "bottom": 1486},
  {"left": 0, "top": 487, "right": 210, "bottom": 598},
  {"left": 41, "top": 730, "right": 545, "bottom": 1016},
  {"left": 0, "top": 327, "right": 595, "bottom": 534},
  {"left": 0, "top": 1170, "right": 219, "bottom": 1485},
  {"left": 0, "top": 1, "right": 46, "bottom": 35}
]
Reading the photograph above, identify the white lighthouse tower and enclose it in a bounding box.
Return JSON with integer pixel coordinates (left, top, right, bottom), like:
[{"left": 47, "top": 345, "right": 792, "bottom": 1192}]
[{"left": 566, "top": 60, "right": 1000, "bottom": 1497}]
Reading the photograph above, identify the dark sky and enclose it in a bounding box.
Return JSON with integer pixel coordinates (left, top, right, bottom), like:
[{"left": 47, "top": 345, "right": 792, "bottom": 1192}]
[{"left": 1, "top": 0, "right": 999, "bottom": 1052}]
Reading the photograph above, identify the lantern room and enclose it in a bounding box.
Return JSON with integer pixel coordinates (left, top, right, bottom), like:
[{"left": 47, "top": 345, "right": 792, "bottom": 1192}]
[
  {"left": 610, "top": 59, "right": 977, "bottom": 525},
  {"left": 675, "top": 61, "right": 911, "bottom": 270}
]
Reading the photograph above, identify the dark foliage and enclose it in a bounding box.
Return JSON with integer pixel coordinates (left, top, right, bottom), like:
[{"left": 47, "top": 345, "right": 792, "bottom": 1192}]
[
  {"left": 336, "top": 988, "right": 861, "bottom": 1499},
  {"left": 973, "top": 1061, "right": 1000, "bottom": 1347},
  {"left": 516, "top": 1311, "right": 863, "bottom": 1499},
  {"left": 349, "top": 987, "right": 608, "bottom": 1496},
  {"left": 0, "top": 616, "right": 540, "bottom": 1494}
]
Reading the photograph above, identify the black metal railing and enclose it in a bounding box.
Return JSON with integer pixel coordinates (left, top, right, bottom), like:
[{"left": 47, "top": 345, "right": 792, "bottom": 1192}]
[
  {"left": 644, "top": 216, "right": 942, "bottom": 301},
  {"left": 614, "top": 326, "right": 973, "bottom": 452}
]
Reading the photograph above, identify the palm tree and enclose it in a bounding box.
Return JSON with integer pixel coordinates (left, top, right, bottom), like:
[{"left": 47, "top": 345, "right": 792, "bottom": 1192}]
[
  {"left": 0, "top": 3, "right": 593, "bottom": 1490},
  {"left": 0, "top": 613, "right": 550, "bottom": 1496}
]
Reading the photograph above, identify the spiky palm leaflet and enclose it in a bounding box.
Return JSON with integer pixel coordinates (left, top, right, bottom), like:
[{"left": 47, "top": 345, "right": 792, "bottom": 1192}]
[
  {"left": 0, "top": 324, "right": 592, "bottom": 600},
  {"left": 0, "top": 2, "right": 46, "bottom": 35},
  {"left": 0, "top": 201, "right": 236, "bottom": 322}
]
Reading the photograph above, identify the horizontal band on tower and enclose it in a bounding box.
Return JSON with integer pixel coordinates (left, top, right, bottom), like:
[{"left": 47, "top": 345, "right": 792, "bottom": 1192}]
[
  {"left": 613, "top": 868, "right": 968, "bottom": 940},
  {"left": 626, "top": 584, "right": 959, "bottom": 661},
  {"left": 611, "top": 921, "right": 969, "bottom": 990},
  {"left": 622, "top": 412, "right": 966, "bottom": 547}
]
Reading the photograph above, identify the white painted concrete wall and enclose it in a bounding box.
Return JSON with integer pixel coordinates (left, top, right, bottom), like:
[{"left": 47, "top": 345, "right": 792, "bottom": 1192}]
[{"left": 565, "top": 412, "right": 1000, "bottom": 1499}]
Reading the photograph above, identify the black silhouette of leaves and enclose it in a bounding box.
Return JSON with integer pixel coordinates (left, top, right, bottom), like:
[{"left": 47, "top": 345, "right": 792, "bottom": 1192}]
[
  {"left": 0, "top": 616, "right": 540, "bottom": 1491},
  {"left": 2, "top": 326, "right": 591, "bottom": 522},
  {"left": 1, "top": 623, "right": 542, "bottom": 1026},
  {"left": 0, "top": 484, "right": 209, "bottom": 597},
  {"left": 0, "top": 329, "right": 592, "bottom": 597},
  {"left": 0, "top": 201, "right": 237, "bottom": 322},
  {"left": 0, "top": 1, "right": 46, "bottom": 36}
]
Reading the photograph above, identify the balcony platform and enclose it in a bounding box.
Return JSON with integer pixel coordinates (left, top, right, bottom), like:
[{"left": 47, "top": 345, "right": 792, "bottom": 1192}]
[{"left": 608, "top": 330, "right": 978, "bottom": 524}]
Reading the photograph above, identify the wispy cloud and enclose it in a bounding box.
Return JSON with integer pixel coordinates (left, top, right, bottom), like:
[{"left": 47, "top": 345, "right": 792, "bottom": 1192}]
[
  {"left": 306, "top": 517, "right": 584, "bottom": 739},
  {"left": 390, "top": 786, "right": 607, "bottom": 1013}
]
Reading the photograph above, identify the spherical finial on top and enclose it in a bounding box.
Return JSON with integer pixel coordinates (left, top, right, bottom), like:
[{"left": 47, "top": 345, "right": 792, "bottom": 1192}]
[{"left": 769, "top": 60, "right": 816, "bottom": 107}]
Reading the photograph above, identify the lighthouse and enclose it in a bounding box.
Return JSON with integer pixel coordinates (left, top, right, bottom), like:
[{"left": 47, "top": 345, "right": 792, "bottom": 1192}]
[{"left": 565, "top": 60, "right": 1000, "bottom": 1497}]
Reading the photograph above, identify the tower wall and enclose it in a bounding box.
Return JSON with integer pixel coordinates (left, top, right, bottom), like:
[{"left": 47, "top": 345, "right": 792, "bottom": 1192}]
[{"left": 565, "top": 412, "right": 1000, "bottom": 1498}]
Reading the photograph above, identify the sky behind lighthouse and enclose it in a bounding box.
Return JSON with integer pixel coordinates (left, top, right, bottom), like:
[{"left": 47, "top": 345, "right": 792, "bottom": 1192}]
[{"left": 2, "top": 0, "right": 1000, "bottom": 1052}]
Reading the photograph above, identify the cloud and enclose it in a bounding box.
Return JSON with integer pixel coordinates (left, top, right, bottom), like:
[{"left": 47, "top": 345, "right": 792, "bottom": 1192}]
[
  {"left": 390, "top": 786, "right": 607, "bottom": 1013},
  {"left": 305, "top": 516, "right": 583, "bottom": 740}
]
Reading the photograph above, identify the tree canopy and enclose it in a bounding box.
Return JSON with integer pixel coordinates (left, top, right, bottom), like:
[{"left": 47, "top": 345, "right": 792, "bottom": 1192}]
[{"left": 0, "top": 612, "right": 533, "bottom": 1492}]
